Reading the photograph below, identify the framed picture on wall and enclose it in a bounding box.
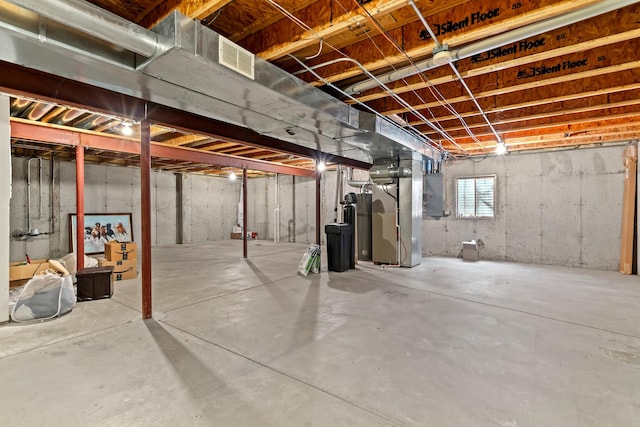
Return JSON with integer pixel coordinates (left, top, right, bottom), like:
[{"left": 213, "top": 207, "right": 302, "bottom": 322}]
[{"left": 69, "top": 213, "right": 133, "bottom": 255}]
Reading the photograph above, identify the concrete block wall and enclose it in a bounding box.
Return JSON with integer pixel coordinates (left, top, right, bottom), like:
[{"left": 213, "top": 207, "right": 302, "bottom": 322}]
[
  {"left": 423, "top": 145, "right": 626, "bottom": 270},
  {"left": 9, "top": 157, "right": 240, "bottom": 261}
]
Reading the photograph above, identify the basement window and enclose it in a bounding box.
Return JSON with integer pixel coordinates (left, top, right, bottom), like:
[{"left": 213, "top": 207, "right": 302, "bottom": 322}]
[{"left": 456, "top": 175, "right": 496, "bottom": 219}]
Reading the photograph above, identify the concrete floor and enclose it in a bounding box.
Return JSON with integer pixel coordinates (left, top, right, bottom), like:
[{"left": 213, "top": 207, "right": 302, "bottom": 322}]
[{"left": 1, "top": 240, "right": 639, "bottom": 426}]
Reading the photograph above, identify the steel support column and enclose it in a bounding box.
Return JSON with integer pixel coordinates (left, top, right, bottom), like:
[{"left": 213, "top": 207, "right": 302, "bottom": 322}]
[
  {"left": 141, "top": 119, "right": 152, "bottom": 319},
  {"left": 243, "top": 167, "right": 248, "bottom": 259},
  {"left": 316, "top": 172, "right": 321, "bottom": 245},
  {"left": 75, "top": 145, "right": 84, "bottom": 272}
]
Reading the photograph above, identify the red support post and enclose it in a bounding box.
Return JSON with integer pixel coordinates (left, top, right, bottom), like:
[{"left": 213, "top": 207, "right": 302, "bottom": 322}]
[
  {"left": 75, "top": 145, "right": 85, "bottom": 272},
  {"left": 243, "top": 167, "right": 248, "bottom": 259},
  {"left": 141, "top": 119, "right": 152, "bottom": 319}
]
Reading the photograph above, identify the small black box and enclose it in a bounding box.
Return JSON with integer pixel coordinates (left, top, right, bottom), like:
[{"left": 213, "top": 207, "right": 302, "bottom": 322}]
[{"left": 76, "top": 266, "right": 114, "bottom": 301}]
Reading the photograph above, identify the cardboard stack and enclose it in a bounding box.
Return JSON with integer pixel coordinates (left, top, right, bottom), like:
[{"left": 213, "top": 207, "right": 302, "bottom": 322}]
[
  {"left": 99, "top": 241, "right": 138, "bottom": 281},
  {"left": 9, "top": 259, "right": 50, "bottom": 287}
]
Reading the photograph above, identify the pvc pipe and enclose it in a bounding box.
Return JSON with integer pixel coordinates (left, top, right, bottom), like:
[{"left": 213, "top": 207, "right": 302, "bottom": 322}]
[
  {"left": 274, "top": 174, "right": 280, "bottom": 243},
  {"left": 334, "top": 165, "right": 341, "bottom": 222},
  {"left": 346, "top": 0, "right": 637, "bottom": 94},
  {"left": 26, "top": 158, "right": 32, "bottom": 234}
]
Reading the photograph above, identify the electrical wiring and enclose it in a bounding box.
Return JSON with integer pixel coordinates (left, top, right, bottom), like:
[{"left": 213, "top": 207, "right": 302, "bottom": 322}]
[
  {"left": 287, "top": 54, "right": 452, "bottom": 152},
  {"left": 406, "top": 0, "right": 497, "bottom": 149},
  {"left": 269, "top": 0, "right": 466, "bottom": 154},
  {"left": 340, "top": 0, "right": 485, "bottom": 150},
  {"left": 326, "top": 0, "right": 465, "bottom": 148},
  {"left": 345, "top": 0, "right": 487, "bottom": 150},
  {"left": 329, "top": 0, "right": 468, "bottom": 150},
  {"left": 382, "top": 184, "right": 397, "bottom": 201}
]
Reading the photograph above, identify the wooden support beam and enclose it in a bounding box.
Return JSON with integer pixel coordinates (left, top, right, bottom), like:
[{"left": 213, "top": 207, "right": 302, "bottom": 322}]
[
  {"left": 139, "top": 0, "right": 233, "bottom": 28},
  {"left": 348, "top": 14, "right": 640, "bottom": 102},
  {"left": 295, "top": 0, "right": 602, "bottom": 84},
  {"left": 162, "top": 134, "right": 212, "bottom": 146},
  {"left": 252, "top": 0, "right": 409, "bottom": 61},
  {"left": 371, "top": 47, "right": 640, "bottom": 116},
  {"left": 227, "top": 0, "right": 318, "bottom": 43},
  {"left": 413, "top": 86, "right": 640, "bottom": 130},
  {"left": 424, "top": 105, "right": 640, "bottom": 142},
  {"left": 450, "top": 131, "right": 640, "bottom": 154}
]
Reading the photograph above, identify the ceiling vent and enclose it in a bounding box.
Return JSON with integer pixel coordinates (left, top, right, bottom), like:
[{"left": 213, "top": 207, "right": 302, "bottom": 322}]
[{"left": 218, "top": 36, "right": 255, "bottom": 80}]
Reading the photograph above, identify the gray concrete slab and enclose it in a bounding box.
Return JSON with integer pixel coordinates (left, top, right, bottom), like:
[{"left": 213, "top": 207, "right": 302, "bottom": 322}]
[{"left": 1, "top": 242, "right": 639, "bottom": 426}]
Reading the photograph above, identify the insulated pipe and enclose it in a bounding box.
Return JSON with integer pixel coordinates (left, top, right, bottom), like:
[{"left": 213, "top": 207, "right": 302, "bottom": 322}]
[
  {"left": 140, "top": 119, "right": 152, "bottom": 319},
  {"left": 346, "top": 167, "right": 371, "bottom": 187},
  {"left": 345, "top": 0, "right": 637, "bottom": 94},
  {"left": 7, "top": 0, "right": 165, "bottom": 58}
]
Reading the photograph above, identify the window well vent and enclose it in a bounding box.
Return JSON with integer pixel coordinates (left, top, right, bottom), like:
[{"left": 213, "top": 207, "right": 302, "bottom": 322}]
[{"left": 218, "top": 36, "right": 255, "bottom": 80}]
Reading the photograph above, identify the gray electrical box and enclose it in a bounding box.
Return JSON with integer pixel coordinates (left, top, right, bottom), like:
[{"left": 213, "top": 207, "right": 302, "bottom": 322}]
[{"left": 424, "top": 173, "right": 444, "bottom": 217}]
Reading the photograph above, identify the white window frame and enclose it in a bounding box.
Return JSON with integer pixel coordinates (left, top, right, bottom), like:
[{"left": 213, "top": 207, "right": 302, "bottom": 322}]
[{"left": 456, "top": 175, "right": 496, "bottom": 219}]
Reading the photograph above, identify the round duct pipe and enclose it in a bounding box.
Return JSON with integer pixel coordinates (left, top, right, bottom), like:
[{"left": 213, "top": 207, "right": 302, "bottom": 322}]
[
  {"left": 370, "top": 165, "right": 411, "bottom": 184},
  {"left": 7, "top": 0, "right": 166, "bottom": 58}
]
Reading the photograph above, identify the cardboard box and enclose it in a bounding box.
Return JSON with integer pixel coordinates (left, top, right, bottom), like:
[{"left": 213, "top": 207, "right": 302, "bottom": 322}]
[
  {"left": 104, "top": 241, "right": 137, "bottom": 261},
  {"left": 230, "top": 232, "right": 242, "bottom": 239},
  {"left": 99, "top": 258, "right": 137, "bottom": 281},
  {"left": 9, "top": 259, "right": 50, "bottom": 285}
]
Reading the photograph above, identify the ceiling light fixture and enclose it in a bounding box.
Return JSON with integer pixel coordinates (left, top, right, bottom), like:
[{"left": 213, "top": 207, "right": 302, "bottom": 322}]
[
  {"left": 229, "top": 171, "right": 237, "bottom": 180},
  {"left": 316, "top": 161, "right": 326, "bottom": 172},
  {"left": 495, "top": 141, "right": 507, "bottom": 155},
  {"left": 121, "top": 121, "right": 133, "bottom": 136},
  {"left": 432, "top": 44, "right": 452, "bottom": 65}
]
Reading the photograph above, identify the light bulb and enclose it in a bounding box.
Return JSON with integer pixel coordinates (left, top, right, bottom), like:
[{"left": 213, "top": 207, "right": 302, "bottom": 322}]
[
  {"left": 121, "top": 122, "right": 133, "bottom": 136},
  {"left": 229, "top": 172, "right": 237, "bottom": 180},
  {"left": 495, "top": 142, "right": 507, "bottom": 155},
  {"left": 316, "top": 161, "right": 326, "bottom": 172}
]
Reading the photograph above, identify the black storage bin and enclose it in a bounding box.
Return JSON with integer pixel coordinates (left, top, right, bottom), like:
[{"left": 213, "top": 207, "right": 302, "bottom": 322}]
[
  {"left": 325, "top": 223, "right": 353, "bottom": 272},
  {"left": 76, "top": 266, "right": 114, "bottom": 301}
]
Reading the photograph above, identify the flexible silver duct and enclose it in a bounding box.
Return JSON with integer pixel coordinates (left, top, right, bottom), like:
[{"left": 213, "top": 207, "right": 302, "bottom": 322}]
[
  {"left": 6, "top": 0, "right": 166, "bottom": 57},
  {"left": 345, "top": 0, "right": 637, "bottom": 94}
]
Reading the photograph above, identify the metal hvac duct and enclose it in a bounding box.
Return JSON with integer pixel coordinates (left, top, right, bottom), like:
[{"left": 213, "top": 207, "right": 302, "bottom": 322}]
[
  {"left": 345, "top": 0, "right": 637, "bottom": 94},
  {"left": 370, "top": 164, "right": 411, "bottom": 184},
  {"left": 5, "top": 0, "right": 167, "bottom": 57},
  {"left": 1, "top": 0, "right": 441, "bottom": 165}
]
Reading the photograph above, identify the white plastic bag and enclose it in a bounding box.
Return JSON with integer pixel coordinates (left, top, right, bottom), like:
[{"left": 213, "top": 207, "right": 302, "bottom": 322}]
[
  {"left": 298, "top": 244, "right": 320, "bottom": 276},
  {"left": 11, "top": 273, "right": 76, "bottom": 322}
]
